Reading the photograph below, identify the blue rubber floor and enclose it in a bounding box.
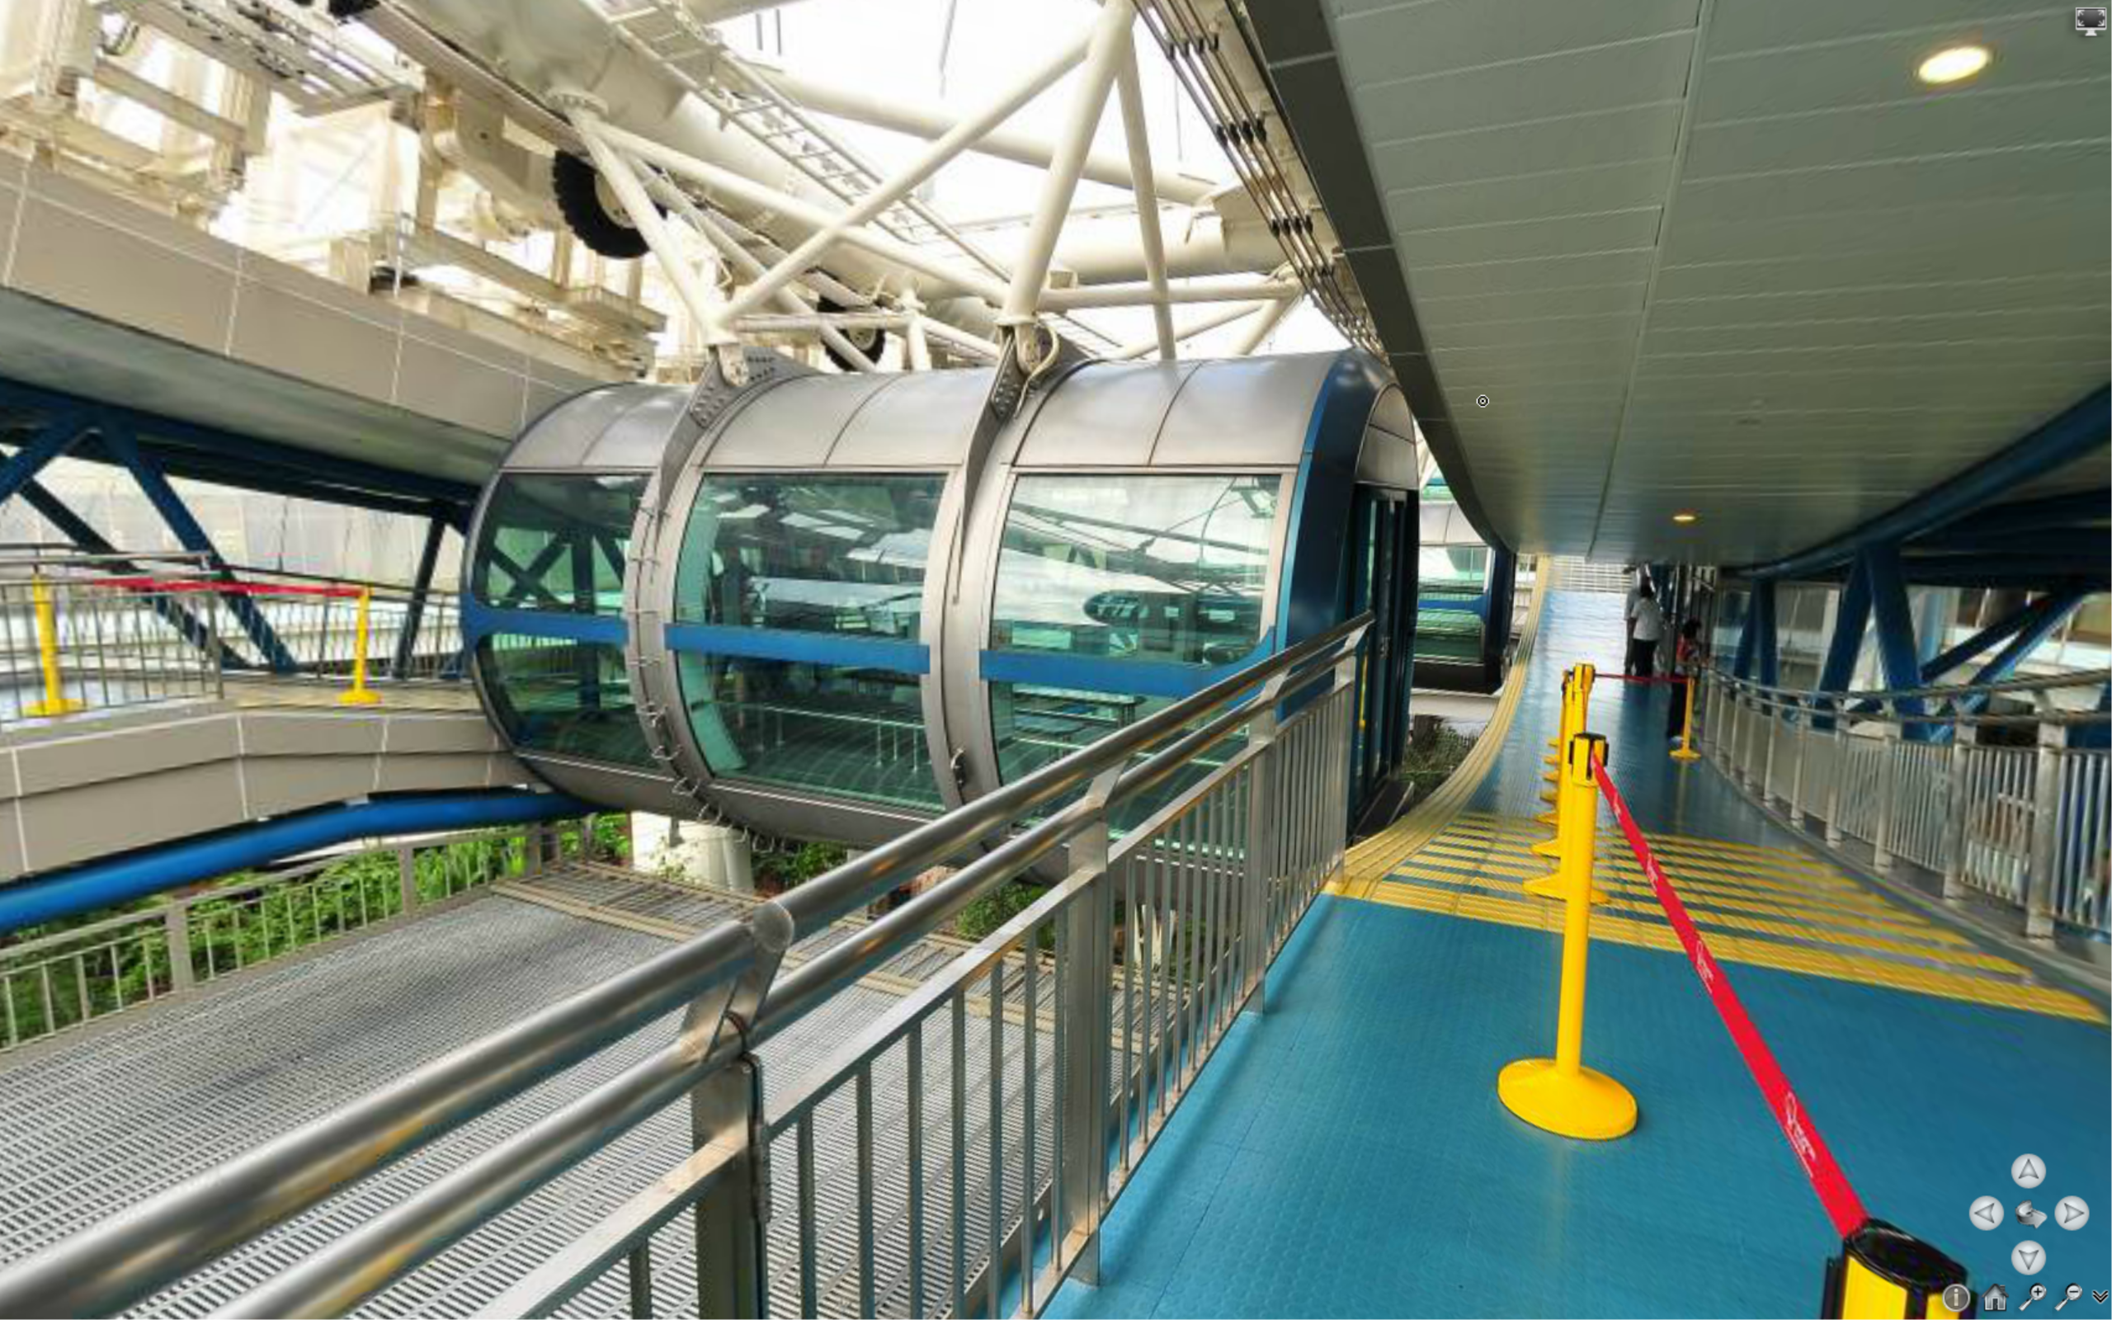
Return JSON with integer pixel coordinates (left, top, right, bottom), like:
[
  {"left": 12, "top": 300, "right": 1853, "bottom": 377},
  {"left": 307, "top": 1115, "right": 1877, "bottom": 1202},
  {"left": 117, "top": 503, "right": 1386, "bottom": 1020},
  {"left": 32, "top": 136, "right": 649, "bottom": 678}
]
[{"left": 1049, "top": 592, "right": 2112, "bottom": 1318}]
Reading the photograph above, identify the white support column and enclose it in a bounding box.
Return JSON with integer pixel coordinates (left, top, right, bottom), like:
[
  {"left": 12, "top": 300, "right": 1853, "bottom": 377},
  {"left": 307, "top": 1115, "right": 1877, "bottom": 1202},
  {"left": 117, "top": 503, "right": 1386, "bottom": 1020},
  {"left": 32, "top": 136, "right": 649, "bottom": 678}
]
[
  {"left": 902, "top": 293, "right": 934, "bottom": 371},
  {"left": 1109, "top": 299, "right": 1275, "bottom": 360},
  {"left": 1229, "top": 296, "right": 1300, "bottom": 356},
  {"left": 639, "top": 168, "right": 879, "bottom": 371},
  {"left": 567, "top": 102, "right": 735, "bottom": 348},
  {"left": 1113, "top": 42, "right": 1174, "bottom": 360},
  {"left": 592, "top": 120, "right": 1013, "bottom": 306},
  {"left": 719, "top": 34, "right": 1090, "bottom": 323},
  {"left": 998, "top": 0, "right": 1138, "bottom": 330}
]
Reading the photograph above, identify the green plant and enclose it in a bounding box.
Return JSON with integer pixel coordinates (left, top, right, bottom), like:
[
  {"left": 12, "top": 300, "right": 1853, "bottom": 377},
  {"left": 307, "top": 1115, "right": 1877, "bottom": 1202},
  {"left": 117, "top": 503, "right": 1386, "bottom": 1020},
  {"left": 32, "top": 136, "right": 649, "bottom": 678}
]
[
  {"left": 754, "top": 840, "right": 847, "bottom": 894},
  {"left": 955, "top": 880, "right": 1049, "bottom": 944}
]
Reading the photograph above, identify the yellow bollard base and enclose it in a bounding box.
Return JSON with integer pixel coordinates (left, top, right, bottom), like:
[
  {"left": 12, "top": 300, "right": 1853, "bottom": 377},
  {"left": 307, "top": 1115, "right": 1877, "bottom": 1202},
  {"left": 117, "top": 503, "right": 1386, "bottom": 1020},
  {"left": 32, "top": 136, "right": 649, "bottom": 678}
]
[
  {"left": 1498, "top": 1058, "right": 1636, "bottom": 1140},
  {"left": 1670, "top": 746, "right": 1701, "bottom": 762},
  {"left": 1521, "top": 873, "right": 1608, "bottom": 904},
  {"left": 23, "top": 697, "right": 85, "bottom": 718},
  {"left": 337, "top": 689, "right": 383, "bottom": 707}
]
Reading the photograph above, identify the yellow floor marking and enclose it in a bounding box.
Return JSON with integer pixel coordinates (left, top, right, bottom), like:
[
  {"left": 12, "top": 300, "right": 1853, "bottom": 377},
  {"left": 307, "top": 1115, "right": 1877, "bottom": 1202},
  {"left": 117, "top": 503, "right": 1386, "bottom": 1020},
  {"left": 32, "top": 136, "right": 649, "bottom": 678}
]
[
  {"left": 1386, "top": 864, "right": 2018, "bottom": 973},
  {"left": 1336, "top": 581, "right": 1550, "bottom": 897},
  {"left": 1366, "top": 880, "right": 2102, "bottom": 1023},
  {"left": 1448, "top": 817, "right": 1851, "bottom": 883},
  {"left": 1401, "top": 852, "right": 1972, "bottom": 946},
  {"left": 1453, "top": 809, "right": 1842, "bottom": 868},
  {"left": 1417, "top": 837, "right": 1932, "bottom": 918}
]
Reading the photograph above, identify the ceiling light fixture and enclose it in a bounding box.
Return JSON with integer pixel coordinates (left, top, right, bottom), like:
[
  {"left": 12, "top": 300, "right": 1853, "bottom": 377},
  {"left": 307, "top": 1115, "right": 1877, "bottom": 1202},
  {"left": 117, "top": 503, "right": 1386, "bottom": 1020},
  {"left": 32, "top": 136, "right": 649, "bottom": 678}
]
[
  {"left": 1672, "top": 511, "right": 1700, "bottom": 525},
  {"left": 1917, "top": 44, "right": 1991, "bottom": 85}
]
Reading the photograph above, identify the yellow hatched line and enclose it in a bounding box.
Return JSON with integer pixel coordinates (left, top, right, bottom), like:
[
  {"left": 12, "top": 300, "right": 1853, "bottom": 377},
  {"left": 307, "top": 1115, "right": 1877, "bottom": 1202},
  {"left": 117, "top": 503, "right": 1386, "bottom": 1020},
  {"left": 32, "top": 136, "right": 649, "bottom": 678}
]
[
  {"left": 1447, "top": 818, "right": 1851, "bottom": 884},
  {"left": 1386, "top": 863, "right": 2017, "bottom": 973},
  {"left": 1418, "top": 835, "right": 1934, "bottom": 920},
  {"left": 1367, "top": 880, "right": 2102, "bottom": 1023},
  {"left": 1400, "top": 851, "right": 1971, "bottom": 947},
  {"left": 1336, "top": 577, "right": 1550, "bottom": 897},
  {"left": 1455, "top": 810, "right": 1841, "bottom": 869}
]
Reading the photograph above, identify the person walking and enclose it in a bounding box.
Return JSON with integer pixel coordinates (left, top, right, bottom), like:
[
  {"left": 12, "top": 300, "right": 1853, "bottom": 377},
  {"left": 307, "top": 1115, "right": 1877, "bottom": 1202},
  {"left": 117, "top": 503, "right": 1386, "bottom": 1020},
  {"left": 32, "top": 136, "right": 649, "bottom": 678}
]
[
  {"left": 1628, "top": 581, "right": 1665, "bottom": 679},
  {"left": 1622, "top": 566, "right": 1645, "bottom": 673}
]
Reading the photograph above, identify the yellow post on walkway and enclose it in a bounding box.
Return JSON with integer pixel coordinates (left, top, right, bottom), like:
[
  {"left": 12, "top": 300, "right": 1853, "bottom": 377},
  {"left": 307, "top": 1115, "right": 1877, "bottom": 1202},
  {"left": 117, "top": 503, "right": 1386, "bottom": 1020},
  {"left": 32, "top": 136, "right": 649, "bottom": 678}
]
[
  {"left": 338, "top": 587, "right": 383, "bottom": 707},
  {"left": 1534, "top": 668, "right": 1579, "bottom": 838},
  {"left": 1538, "top": 662, "right": 1593, "bottom": 809},
  {"left": 1500, "top": 732, "right": 1636, "bottom": 1141},
  {"left": 1671, "top": 669, "right": 1701, "bottom": 762},
  {"left": 23, "top": 574, "right": 84, "bottom": 718}
]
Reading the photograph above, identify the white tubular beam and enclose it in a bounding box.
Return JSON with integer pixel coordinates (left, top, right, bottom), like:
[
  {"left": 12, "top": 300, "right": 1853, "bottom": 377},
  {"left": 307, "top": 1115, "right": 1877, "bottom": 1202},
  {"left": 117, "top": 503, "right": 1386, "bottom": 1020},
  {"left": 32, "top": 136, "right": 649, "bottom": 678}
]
[
  {"left": 720, "top": 32, "right": 1089, "bottom": 324},
  {"left": 1114, "top": 42, "right": 1174, "bottom": 361},
  {"left": 760, "top": 67, "right": 1217, "bottom": 207},
  {"left": 1038, "top": 276, "right": 1302, "bottom": 311},
  {"left": 591, "top": 120, "right": 1012, "bottom": 307},
  {"left": 1230, "top": 295, "right": 1300, "bottom": 356},
  {"left": 998, "top": 0, "right": 1136, "bottom": 329},
  {"left": 917, "top": 317, "right": 1000, "bottom": 360},
  {"left": 1109, "top": 299, "right": 1276, "bottom": 360},
  {"left": 570, "top": 109, "right": 733, "bottom": 345},
  {"left": 644, "top": 169, "right": 878, "bottom": 371},
  {"left": 902, "top": 294, "right": 933, "bottom": 371}
]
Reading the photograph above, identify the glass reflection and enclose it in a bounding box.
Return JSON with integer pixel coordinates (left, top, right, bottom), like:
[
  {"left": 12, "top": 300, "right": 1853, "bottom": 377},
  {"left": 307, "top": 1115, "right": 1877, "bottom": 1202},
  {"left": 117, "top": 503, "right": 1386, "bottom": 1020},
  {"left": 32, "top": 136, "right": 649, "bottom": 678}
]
[
  {"left": 478, "top": 635, "right": 650, "bottom": 766},
  {"left": 679, "top": 655, "right": 939, "bottom": 810},
  {"left": 676, "top": 474, "right": 944, "bottom": 636},
  {"left": 991, "top": 474, "right": 1278, "bottom": 665},
  {"left": 473, "top": 474, "right": 644, "bottom": 615}
]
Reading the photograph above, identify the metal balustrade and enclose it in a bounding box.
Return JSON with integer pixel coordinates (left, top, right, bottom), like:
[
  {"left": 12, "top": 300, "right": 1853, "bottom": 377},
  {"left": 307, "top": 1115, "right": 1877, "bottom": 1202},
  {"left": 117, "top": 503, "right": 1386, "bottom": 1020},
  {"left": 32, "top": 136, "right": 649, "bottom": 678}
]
[
  {"left": 1699, "top": 666, "right": 2111, "bottom": 941},
  {"left": 0, "top": 553, "right": 468, "bottom": 725},
  {"left": 0, "top": 614, "right": 1369, "bottom": 1319},
  {"left": 0, "top": 826, "right": 538, "bottom": 1054}
]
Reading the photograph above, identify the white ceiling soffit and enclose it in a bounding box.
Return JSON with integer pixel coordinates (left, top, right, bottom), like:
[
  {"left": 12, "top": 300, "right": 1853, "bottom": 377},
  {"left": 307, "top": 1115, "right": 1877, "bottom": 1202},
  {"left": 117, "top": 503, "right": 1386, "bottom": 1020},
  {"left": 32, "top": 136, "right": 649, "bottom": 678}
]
[{"left": 1259, "top": 0, "right": 2109, "bottom": 564}]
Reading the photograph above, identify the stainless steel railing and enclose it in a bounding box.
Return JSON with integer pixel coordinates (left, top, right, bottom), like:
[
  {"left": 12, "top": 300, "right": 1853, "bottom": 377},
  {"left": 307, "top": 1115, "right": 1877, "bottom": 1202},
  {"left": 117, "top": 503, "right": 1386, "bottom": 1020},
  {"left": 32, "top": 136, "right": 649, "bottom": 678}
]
[
  {"left": 0, "top": 824, "right": 543, "bottom": 1054},
  {"left": 1698, "top": 665, "right": 2111, "bottom": 939},
  {"left": 0, "top": 614, "right": 1369, "bottom": 1318},
  {"left": 0, "top": 555, "right": 469, "bottom": 726}
]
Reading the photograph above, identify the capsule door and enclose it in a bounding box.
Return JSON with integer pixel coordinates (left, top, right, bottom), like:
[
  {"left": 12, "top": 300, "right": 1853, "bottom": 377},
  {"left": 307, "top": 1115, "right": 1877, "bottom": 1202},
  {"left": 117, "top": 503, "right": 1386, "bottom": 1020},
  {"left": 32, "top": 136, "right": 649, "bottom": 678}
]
[{"left": 1350, "top": 484, "right": 1415, "bottom": 803}]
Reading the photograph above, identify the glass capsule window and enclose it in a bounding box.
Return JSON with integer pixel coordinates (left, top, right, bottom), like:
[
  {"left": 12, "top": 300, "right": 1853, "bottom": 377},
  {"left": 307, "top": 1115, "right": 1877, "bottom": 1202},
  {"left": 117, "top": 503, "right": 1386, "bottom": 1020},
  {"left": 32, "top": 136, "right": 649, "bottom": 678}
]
[
  {"left": 990, "top": 474, "right": 1279, "bottom": 666},
  {"left": 670, "top": 473, "right": 947, "bottom": 810},
  {"left": 676, "top": 655, "right": 940, "bottom": 810},
  {"left": 473, "top": 474, "right": 645, "bottom": 615},
  {"left": 674, "top": 474, "right": 945, "bottom": 637},
  {"left": 477, "top": 635, "right": 651, "bottom": 766}
]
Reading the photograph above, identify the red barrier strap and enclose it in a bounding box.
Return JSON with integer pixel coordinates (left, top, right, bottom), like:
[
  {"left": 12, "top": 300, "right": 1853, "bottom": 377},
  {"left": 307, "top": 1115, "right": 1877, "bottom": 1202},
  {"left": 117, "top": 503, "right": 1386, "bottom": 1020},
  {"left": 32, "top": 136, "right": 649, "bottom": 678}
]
[
  {"left": 82, "top": 576, "right": 360, "bottom": 599},
  {"left": 1590, "top": 752, "right": 1870, "bottom": 1239}
]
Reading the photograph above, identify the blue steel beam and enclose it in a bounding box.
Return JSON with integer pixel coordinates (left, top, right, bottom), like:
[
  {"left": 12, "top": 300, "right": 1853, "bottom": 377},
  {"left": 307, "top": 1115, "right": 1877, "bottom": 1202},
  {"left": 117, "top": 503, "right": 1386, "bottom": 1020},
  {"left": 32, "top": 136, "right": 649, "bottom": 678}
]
[
  {"left": 0, "top": 375, "right": 479, "bottom": 512},
  {"left": 1813, "top": 556, "right": 1872, "bottom": 729},
  {"left": 1963, "top": 589, "right": 2085, "bottom": 691},
  {"left": 18, "top": 478, "right": 244, "bottom": 668},
  {"left": 1863, "top": 544, "right": 1930, "bottom": 734},
  {"left": 100, "top": 422, "right": 299, "bottom": 672},
  {"left": 1754, "top": 579, "right": 1779, "bottom": 687},
  {"left": 1921, "top": 596, "right": 2041, "bottom": 683},
  {"left": 0, "top": 413, "right": 89, "bottom": 505},
  {"left": 1922, "top": 489, "right": 2108, "bottom": 543},
  {"left": 1737, "top": 384, "right": 2110, "bottom": 581},
  {"left": 390, "top": 514, "right": 450, "bottom": 678}
]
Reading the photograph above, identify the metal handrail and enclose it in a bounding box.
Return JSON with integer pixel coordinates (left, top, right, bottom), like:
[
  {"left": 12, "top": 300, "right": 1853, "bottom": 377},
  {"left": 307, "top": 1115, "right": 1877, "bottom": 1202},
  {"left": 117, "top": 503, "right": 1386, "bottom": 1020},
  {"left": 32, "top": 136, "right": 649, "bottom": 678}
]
[
  {"left": 1708, "top": 663, "right": 2109, "bottom": 706},
  {"left": 0, "top": 613, "right": 1370, "bottom": 1318}
]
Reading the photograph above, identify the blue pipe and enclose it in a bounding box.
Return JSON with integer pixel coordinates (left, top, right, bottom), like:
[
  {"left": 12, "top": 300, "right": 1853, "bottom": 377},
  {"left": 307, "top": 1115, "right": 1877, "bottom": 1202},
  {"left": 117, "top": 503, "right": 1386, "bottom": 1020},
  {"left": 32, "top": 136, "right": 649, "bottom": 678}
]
[
  {"left": 0, "top": 790, "right": 589, "bottom": 935},
  {"left": 1738, "top": 384, "right": 2110, "bottom": 581}
]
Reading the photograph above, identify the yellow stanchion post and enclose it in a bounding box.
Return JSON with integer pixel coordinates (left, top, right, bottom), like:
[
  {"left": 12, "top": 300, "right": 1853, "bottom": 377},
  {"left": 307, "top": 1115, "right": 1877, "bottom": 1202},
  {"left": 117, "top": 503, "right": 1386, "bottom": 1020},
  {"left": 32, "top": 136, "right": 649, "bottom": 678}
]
[
  {"left": 1670, "top": 669, "right": 1701, "bottom": 762},
  {"left": 1534, "top": 668, "right": 1580, "bottom": 840},
  {"left": 1820, "top": 1221, "right": 1973, "bottom": 1319},
  {"left": 1500, "top": 732, "right": 1635, "bottom": 1140},
  {"left": 338, "top": 587, "right": 382, "bottom": 707},
  {"left": 23, "top": 574, "right": 84, "bottom": 718}
]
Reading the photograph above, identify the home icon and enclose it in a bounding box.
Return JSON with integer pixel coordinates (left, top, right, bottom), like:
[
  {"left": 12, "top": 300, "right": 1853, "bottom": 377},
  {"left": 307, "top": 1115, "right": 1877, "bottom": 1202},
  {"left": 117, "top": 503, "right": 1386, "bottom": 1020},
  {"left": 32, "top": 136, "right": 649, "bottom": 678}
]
[{"left": 1983, "top": 1283, "right": 2009, "bottom": 1311}]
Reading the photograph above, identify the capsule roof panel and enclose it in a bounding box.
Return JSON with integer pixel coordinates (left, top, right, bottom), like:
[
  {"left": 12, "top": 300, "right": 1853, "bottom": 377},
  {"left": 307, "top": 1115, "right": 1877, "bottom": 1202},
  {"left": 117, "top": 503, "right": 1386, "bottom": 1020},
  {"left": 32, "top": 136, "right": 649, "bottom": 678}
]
[{"left": 505, "top": 383, "right": 672, "bottom": 469}]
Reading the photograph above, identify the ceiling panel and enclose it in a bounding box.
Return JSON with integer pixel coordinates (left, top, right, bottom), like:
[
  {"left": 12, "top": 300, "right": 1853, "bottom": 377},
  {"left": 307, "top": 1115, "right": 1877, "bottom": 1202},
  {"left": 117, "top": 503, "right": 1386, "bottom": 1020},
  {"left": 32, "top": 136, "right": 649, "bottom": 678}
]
[{"left": 1310, "top": 0, "right": 2106, "bottom": 562}]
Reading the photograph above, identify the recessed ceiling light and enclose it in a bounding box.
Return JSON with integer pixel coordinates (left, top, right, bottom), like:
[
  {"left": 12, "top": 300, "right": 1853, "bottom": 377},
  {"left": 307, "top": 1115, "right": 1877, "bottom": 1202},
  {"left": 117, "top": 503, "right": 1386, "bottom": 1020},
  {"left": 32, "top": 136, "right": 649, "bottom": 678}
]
[
  {"left": 1672, "top": 511, "right": 1700, "bottom": 525},
  {"left": 1917, "top": 45, "right": 1990, "bottom": 85}
]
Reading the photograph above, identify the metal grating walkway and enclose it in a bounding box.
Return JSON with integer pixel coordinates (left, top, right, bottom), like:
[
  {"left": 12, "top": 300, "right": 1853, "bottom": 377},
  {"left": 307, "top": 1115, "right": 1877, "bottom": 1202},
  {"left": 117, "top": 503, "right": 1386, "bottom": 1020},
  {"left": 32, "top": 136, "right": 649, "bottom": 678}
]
[{"left": 0, "top": 868, "right": 1072, "bottom": 1318}]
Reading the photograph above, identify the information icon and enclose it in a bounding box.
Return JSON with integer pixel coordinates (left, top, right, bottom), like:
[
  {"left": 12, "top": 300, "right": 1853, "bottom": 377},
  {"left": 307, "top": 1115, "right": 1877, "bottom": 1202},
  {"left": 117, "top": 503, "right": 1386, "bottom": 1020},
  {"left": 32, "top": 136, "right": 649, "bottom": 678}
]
[{"left": 2014, "top": 1153, "right": 2047, "bottom": 1188}]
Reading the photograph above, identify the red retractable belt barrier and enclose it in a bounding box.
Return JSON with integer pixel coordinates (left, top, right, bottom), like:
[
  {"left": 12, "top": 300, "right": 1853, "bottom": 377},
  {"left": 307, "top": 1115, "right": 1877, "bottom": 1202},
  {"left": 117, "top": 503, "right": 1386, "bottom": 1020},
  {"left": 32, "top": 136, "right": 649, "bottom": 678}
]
[
  {"left": 1590, "top": 752, "right": 1870, "bottom": 1239},
  {"left": 85, "top": 577, "right": 360, "bottom": 598}
]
